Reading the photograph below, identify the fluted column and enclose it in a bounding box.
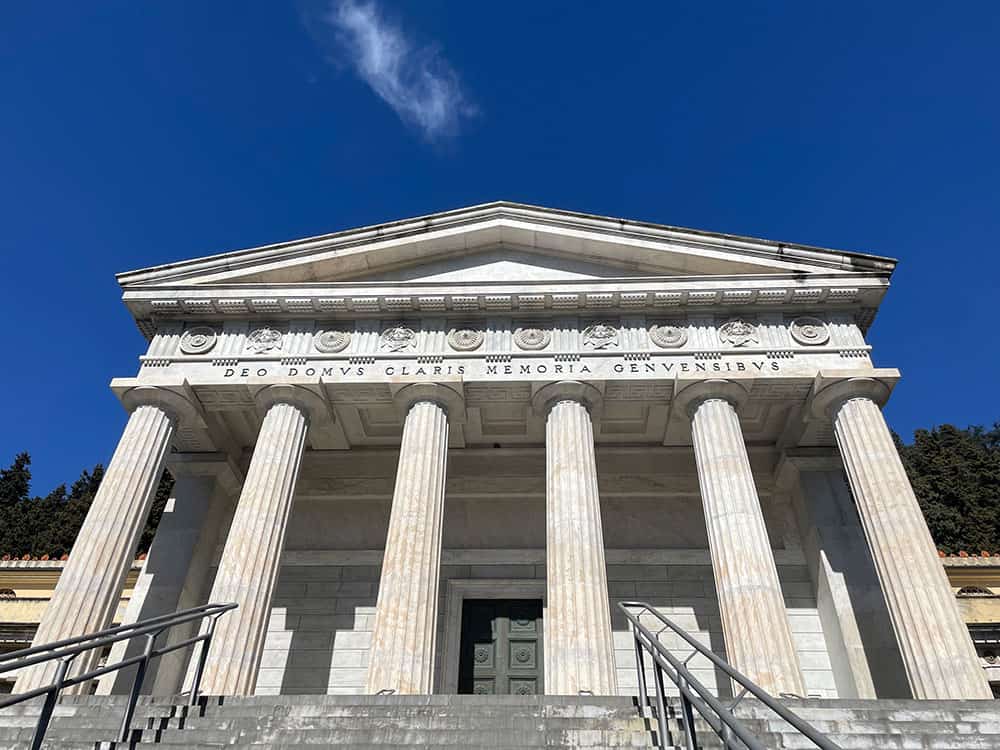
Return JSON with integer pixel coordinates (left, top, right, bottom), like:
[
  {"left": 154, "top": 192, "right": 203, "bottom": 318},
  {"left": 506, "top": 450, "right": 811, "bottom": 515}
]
[
  {"left": 679, "top": 380, "right": 805, "bottom": 696},
  {"left": 199, "top": 385, "right": 324, "bottom": 696},
  {"left": 533, "top": 381, "right": 617, "bottom": 696},
  {"left": 366, "top": 384, "right": 461, "bottom": 695},
  {"left": 814, "top": 377, "right": 991, "bottom": 699},
  {"left": 15, "top": 387, "right": 192, "bottom": 694}
]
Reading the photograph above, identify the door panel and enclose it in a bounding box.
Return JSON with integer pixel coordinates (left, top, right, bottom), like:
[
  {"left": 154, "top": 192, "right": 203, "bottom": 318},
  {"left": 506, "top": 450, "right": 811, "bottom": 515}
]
[{"left": 458, "top": 599, "right": 543, "bottom": 695}]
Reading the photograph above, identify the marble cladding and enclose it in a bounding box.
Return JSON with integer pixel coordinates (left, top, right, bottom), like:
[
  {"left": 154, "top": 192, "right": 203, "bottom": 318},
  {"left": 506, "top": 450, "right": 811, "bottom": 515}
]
[{"left": 255, "top": 561, "right": 833, "bottom": 698}]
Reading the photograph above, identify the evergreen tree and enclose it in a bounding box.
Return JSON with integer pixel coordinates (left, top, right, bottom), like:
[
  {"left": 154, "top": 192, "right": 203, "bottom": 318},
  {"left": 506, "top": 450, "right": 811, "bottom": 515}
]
[
  {"left": 897, "top": 423, "right": 1000, "bottom": 554},
  {"left": 0, "top": 453, "right": 169, "bottom": 558}
]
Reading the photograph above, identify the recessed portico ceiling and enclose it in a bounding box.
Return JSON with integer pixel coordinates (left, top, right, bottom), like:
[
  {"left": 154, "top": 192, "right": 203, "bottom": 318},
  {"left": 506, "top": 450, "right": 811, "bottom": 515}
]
[{"left": 117, "top": 201, "right": 896, "bottom": 289}]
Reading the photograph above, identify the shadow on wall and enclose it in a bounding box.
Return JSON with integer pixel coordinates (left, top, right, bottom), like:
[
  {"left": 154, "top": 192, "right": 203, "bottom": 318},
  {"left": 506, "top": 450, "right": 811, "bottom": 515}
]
[{"left": 265, "top": 565, "right": 379, "bottom": 696}]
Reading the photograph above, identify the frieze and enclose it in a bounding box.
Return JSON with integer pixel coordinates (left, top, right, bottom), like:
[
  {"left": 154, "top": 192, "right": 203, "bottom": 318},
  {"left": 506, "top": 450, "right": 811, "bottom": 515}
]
[
  {"left": 447, "top": 327, "right": 484, "bottom": 351},
  {"left": 789, "top": 317, "right": 830, "bottom": 346},
  {"left": 718, "top": 319, "right": 758, "bottom": 348},
  {"left": 379, "top": 325, "right": 417, "bottom": 352},
  {"left": 648, "top": 324, "right": 687, "bottom": 349},
  {"left": 513, "top": 327, "right": 551, "bottom": 350},
  {"left": 582, "top": 322, "right": 619, "bottom": 350},
  {"left": 313, "top": 329, "right": 351, "bottom": 353},
  {"left": 246, "top": 327, "right": 283, "bottom": 353},
  {"left": 179, "top": 326, "right": 217, "bottom": 355}
]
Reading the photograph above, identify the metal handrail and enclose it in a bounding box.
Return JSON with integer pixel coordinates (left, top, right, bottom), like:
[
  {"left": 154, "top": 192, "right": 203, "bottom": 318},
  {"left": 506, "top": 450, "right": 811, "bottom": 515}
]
[
  {"left": 0, "top": 601, "right": 237, "bottom": 750},
  {"left": 618, "top": 601, "right": 840, "bottom": 750}
]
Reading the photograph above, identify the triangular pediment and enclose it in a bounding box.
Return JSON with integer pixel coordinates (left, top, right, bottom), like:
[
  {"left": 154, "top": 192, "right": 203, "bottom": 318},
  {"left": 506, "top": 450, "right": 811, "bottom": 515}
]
[{"left": 118, "top": 202, "right": 895, "bottom": 290}]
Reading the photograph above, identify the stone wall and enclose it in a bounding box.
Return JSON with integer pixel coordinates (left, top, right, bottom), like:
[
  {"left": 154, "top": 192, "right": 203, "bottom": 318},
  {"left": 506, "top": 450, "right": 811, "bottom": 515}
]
[{"left": 255, "top": 559, "right": 835, "bottom": 697}]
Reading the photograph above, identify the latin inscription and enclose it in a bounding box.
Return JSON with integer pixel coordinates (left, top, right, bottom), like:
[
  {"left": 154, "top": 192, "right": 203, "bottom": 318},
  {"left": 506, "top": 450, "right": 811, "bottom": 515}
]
[{"left": 220, "top": 357, "right": 781, "bottom": 380}]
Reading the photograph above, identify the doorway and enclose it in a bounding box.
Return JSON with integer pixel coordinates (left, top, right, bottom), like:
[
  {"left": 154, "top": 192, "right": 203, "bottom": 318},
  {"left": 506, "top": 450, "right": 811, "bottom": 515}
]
[{"left": 457, "top": 599, "right": 543, "bottom": 695}]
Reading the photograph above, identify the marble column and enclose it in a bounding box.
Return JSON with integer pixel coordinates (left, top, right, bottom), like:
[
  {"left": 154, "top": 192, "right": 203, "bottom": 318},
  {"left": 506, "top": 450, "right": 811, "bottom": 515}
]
[
  {"left": 814, "top": 377, "right": 991, "bottom": 699},
  {"left": 15, "top": 387, "right": 193, "bottom": 694},
  {"left": 532, "top": 381, "right": 617, "bottom": 696},
  {"left": 199, "top": 385, "right": 325, "bottom": 696},
  {"left": 99, "top": 455, "right": 240, "bottom": 696},
  {"left": 366, "top": 384, "right": 461, "bottom": 695},
  {"left": 678, "top": 380, "right": 805, "bottom": 696}
]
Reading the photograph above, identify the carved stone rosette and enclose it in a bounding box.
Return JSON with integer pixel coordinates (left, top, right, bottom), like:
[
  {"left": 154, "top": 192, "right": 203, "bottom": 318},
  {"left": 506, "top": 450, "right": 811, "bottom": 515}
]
[
  {"left": 447, "top": 327, "right": 484, "bottom": 351},
  {"left": 379, "top": 325, "right": 417, "bottom": 352},
  {"left": 513, "top": 327, "right": 551, "bottom": 350},
  {"left": 582, "top": 322, "right": 619, "bottom": 350},
  {"left": 313, "top": 329, "right": 351, "bottom": 353},
  {"left": 179, "top": 326, "right": 217, "bottom": 355},
  {"left": 789, "top": 317, "right": 830, "bottom": 345},
  {"left": 246, "top": 327, "right": 283, "bottom": 354},
  {"left": 648, "top": 324, "right": 687, "bottom": 349},
  {"left": 718, "top": 319, "right": 758, "bottom": 347}
]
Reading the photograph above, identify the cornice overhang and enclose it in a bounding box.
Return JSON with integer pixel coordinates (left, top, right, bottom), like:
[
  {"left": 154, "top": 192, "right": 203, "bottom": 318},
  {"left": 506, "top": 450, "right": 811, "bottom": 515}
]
[
  {"left": 123, "top": 272, "right": 888, "bottom": 339},
  {"left": 117, "top": 201, "right": 897, "bottom": 288}
]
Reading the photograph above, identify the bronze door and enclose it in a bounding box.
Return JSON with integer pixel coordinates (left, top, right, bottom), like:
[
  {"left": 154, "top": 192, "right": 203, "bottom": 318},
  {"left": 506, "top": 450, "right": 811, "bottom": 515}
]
[{"left": 458, "top": 599, "right": 543, "bottom": 695}]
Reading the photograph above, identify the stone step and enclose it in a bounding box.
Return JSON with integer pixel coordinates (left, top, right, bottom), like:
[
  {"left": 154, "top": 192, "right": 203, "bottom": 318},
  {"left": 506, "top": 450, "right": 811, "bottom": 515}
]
[{"left": 17, "top": 727, "right": 659, "bottom": 748}]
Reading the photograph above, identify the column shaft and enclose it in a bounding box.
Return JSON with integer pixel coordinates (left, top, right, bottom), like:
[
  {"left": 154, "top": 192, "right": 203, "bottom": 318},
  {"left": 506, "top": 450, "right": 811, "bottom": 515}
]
[
  {"left": 833, "top": 396, "right": 991, "bottom": 698},
  {"left": 691, "top": 398, "right": 805, "bottom": 696},
  {"left": 545, "top": 398, "right": 617, "bottom": 695},
  {"left": 199, "top": 401, "right": 308, "bottom": 696},
  {"left": 366, "top": 400, "right": 449, "bottom": 694},
  {"left": 15, "top": 405, "right": 175, "bottom": 693}
]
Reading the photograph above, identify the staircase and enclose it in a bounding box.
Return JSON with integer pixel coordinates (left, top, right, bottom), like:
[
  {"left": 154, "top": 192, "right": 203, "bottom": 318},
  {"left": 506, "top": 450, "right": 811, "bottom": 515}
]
[
  {"left": 0, "top": 695, "right": 660, "bottom": 749},
  {"left": 1, "top": 694, "right": 999, "bottom": 749}
]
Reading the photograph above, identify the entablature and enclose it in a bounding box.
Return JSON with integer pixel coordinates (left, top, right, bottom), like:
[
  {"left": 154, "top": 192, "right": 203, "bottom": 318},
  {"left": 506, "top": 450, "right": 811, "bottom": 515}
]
[{"left": 124, "top": 273, "right": 885, "bottom": 339}]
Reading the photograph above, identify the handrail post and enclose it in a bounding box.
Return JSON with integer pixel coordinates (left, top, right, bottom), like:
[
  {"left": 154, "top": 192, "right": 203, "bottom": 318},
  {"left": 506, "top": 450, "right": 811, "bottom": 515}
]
[
  {"left": 118, "top": 630, "right": 160, "bottom": 742},
  {"left": 29, "top": 656, "right": 73, "bottom": 750},
  {"left": 632, "top": 621, "right": 649, "bottom": 715},
  {"left": 652, "top": 657, "right": 670, "bottom": 749},
  {"left": 678, "top": 676, "right": 700, "bottom": 750},
  {"left": 189, "top": 614, "right": 220, "bottom": 706}
]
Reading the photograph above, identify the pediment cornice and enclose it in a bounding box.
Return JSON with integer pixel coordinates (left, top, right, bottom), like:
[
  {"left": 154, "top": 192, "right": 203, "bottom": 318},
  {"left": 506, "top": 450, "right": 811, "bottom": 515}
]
[
  {"left": 124, "top": 272, "right": 886, "bottom": 339},
  {"left": 117, "top": 202, "right": 896, "bottom": 289}
]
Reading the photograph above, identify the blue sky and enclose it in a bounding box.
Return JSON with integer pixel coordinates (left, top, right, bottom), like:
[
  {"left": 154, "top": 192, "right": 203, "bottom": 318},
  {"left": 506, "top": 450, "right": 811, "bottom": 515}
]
[{"left": 1, "top": 2, "right": 998, "bottom": 494}]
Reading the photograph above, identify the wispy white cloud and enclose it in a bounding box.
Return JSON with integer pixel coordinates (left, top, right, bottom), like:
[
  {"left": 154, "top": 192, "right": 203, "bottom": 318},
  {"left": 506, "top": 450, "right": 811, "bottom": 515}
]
[{"left": 321, "top": 0, "right": 475, "bottom": 140}]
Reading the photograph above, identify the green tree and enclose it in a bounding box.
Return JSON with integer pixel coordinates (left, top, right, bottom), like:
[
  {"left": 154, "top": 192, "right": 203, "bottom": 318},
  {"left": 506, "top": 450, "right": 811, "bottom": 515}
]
[
  {"left": 0, "top": 453, "right": 170, "bottom": 558},
  {"left": 897, "top": 423, "right": 1000, "bottom": 554}
]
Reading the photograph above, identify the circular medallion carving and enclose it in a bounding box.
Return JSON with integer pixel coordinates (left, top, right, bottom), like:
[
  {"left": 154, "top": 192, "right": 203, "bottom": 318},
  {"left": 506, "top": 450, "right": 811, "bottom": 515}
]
[
  {"left": 473, "top": 684, "right": 490, "bottom": 694},
  {"left": 474, "top": 646, "right": 490, "bottom": 664},
  {"left": 514, "top": 684, "right": 534, "bottom": 695},
  {"left": 718, "top": 319, "right": 759, "bottom": 348},
  {"left": 648, "top": 324, "right": 688, "bottom": 349},
  {"left": 789, "top": 317, "right": 830, "bottom": 346},
  {"left": 313, "top": 329, "right": 351, "bottom": 353},
  {"left": 246, "top": 327, "right": 283, "bottom": 354},
  {"left": 582, "top": 322, "right": 619, "bottom": 350},
  {"left": 179, "top": 326, "right": 217, "bottom": 355},
  {"left": 447, "top": 327, "right": 484, "bottom": 351},
  {"left": 379, "top": 326, "right": 417, "bottom": 352},
  {"left": 513, "top": 327, "right": 551, "bottom": 350},
  {"left": 514, "top": 647, "right": 532, "bottom": 663}
]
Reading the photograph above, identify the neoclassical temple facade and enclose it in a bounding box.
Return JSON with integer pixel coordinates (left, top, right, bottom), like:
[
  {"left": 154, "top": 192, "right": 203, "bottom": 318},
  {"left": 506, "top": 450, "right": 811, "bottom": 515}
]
[{"left": 15, "top": 203, "right": 991, "bottom": 700}]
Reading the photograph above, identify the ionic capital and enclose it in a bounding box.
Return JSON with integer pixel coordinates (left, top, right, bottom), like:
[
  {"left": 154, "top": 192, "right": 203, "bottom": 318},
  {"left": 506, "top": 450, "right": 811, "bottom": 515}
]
[
  {"left": 252, "top": 384, "right": 331, "bottom": 427},
  {"left": 810, "top": 377, "right": 892, "bottom": 421},
  {"left": 531, "top": 380, "right": 603, "bottom": 418},
  {"left": 391, "top": 382, "right": 465, "bottom": 424},
  {"left": 673, "top": 378, "right": 750, "bottom": 420}
]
